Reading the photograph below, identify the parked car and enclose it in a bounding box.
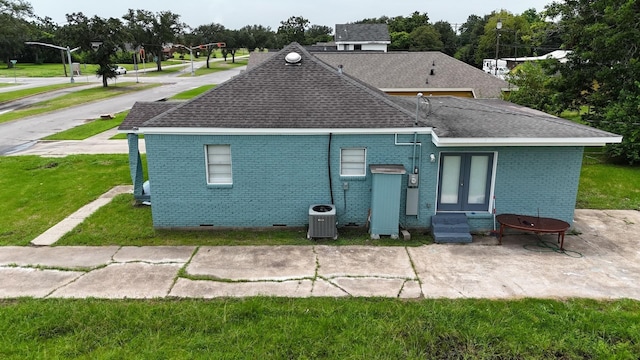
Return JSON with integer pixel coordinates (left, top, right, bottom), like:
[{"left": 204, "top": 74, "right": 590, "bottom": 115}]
[{"left": 112, "top": 65, "right": 127, "bottom": 75}]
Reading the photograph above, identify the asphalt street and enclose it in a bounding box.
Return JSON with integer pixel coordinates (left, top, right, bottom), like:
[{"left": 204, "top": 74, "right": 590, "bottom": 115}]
[{"left": 0, "top": 60, "right": 246, "bottom": 155}]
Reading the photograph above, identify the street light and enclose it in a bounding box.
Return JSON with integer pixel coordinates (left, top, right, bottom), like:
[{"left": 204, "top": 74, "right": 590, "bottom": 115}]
[
  {"left": 494, "top": 19, "right": 502, "bottom": 76},
  {"left": 25, "top": 42, "right": 81, "bottom": 83},
  {"left": 174, "top": 44, "right": 196, "bottom": 76}
]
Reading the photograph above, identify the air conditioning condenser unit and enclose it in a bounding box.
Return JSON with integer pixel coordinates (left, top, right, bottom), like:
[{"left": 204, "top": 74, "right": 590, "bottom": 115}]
[{"left": 308, "top": 204, "right": 337, "bottom": 239}]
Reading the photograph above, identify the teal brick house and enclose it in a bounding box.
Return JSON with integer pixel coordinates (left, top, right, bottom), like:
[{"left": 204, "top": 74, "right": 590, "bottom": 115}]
[{"left": 119, "top": 43, "right": 621, "bottom": 238}]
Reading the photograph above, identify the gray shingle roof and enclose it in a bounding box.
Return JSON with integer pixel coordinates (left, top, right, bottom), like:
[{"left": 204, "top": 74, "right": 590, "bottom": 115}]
[
  {"left": 119, "top": 102, "right": 179, "bottom": 131},
  {"left": 388, "top": 96, "right": 619, "bottom": 140},
  {"left": 248, "top": 51, "right": 509, "bottom": 98},
  {"left": 335, "top": 24, "right": 390, "bottom": 42},
  {"left": 133, "top": 42, "right": 619, "bottom": 143},
  {"left": 142, "top": 43, "right": 418, "bottom": 129},
  {"left": 314, "top": 52, "right": 508, "bottom": 98}
]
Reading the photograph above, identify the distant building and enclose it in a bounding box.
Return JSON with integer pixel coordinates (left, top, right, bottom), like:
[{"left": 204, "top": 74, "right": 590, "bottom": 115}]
[
  {"left": 484, "top": 50, "right": 572, "bottom": 80},
  {"left": 335, "top": 24, "right": 390, "bottom": 52}
]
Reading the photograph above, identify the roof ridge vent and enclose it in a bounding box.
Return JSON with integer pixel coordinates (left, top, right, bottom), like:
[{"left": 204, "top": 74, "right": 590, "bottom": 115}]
[{"left": 285, "top": 51, "right": 302, "bottom": 65}]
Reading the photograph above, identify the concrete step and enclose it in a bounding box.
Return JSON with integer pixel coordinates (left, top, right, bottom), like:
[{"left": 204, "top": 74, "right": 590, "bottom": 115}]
[
  {"left": 433, "top": 232, "right": 473, "bottom": 243},
  {"left": 431, "top": 213, "right": 472, "bottom": 244},
  {"left": 432, "top": 223, "right": 470, "bottom": 233}
]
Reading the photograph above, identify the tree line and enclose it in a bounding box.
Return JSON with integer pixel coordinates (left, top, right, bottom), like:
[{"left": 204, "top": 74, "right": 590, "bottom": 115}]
[{"left": 1, "top": 0, "right": 638, "bottom": 164}]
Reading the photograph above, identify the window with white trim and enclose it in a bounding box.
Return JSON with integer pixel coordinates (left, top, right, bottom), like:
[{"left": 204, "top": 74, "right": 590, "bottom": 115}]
[
  {"left": 206, "top": 145, "right": 232, "bottom": 184},
  {"left": 340, "top": 148, "right": 366, "bottom": 176}
]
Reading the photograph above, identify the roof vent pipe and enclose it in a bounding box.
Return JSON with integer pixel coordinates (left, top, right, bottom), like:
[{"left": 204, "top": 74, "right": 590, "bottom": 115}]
[
  {"left": 338, "top": 64, "right": 343, "bottom": 74},
  {"left": 415, "top": 93, "right": 423, "bottom": 126},
  {"left": 430, "top": 69, "right": 435, "bottom": 76}
]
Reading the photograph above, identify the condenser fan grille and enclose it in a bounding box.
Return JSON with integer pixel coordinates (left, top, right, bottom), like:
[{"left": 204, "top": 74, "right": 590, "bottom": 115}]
[{"left": 312, "top": 205, "right": 333, "bottom": 212}]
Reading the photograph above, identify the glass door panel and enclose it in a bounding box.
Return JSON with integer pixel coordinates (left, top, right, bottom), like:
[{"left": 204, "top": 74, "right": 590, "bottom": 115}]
[
  {"left": 467, "top": 155, "right": 489, "bottom": 204},
  {"left": 440, "top": 155, "right": 461, "bottom": 204}
]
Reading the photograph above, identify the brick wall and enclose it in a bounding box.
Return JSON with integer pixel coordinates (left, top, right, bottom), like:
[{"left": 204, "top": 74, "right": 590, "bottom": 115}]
[
  {"left": 145, "top": 133, "right": 438, "bottom": 228},
  {"left": 144, "top": 134, "right": 584, "bottom": 231}
]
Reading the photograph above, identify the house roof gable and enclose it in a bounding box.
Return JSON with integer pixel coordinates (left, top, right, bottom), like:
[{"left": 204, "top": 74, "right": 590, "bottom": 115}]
[
  {"left": 335, "top": 24, "right": 390, "bottom": 42},
  {"left": 142, "top": 43, "right": 419, "bottom": 129},
  {"left": 118, "top": 101, "right": 179, "bottom": 131}
]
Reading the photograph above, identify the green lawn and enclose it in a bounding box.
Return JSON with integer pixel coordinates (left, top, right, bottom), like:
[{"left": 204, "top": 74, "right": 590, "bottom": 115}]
[
  {"left": 577, "top": 161, "right": 640, "bottom": 209},
  {"left": 0, "top": 83, "right": 86, "bottom": 104},
  {"left": 0, "top": 63, "right": 99, "bottom": 78},
  {"left": 43, "top": 111, "right": 129, "bottom": 141},
  {"left": 0, "top": 155, "right": 131, "bottom": 246},
  {"left": 0, "top": 82, "right": 158, "bottom": 124},
  {"left": 1, "top": 298, "right": 638, "bottom": 358},
  {"left": 56, "top": 193, "right": 432, "bottom": 246},
  {"left": 179, "top": 58, "right": 248, "bottom": 77},
  {"left": 169, "top": 84, "right": 216, "bottom": 100}
]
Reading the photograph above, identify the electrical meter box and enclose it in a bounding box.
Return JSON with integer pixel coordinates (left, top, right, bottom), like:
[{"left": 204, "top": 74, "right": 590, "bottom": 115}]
[{"left": 407, "top": 173, "right": 419, "bottom": 188}]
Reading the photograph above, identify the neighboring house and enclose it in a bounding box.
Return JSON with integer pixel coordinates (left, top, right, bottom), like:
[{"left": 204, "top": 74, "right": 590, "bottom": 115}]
[
  {"left": 249, "top": 51, "right": 510, "bottom": 98},
  {"left": 335, "top": 24, "right": 391, "bottom": 52},
  {"left": 120, "top": 42, "right": 621, "bottom": 239}
]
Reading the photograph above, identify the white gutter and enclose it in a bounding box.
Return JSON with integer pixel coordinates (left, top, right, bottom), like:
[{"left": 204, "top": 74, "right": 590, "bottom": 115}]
[
  {"left": 431, "top": 133, "right": 623, "bottom": 147},
  {"left": 334, "top": 41, "right": 391, "bottom": 45},
  {"left": 139, "top": 127, "right": 433, "bottom": 136},
  {"left": 135, "top": 127, "right": 622, "bottom": 147}
]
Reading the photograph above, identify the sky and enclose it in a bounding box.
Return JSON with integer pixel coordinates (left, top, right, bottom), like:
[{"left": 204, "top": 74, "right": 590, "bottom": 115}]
[{"left": 27, "top": 0, "right": 554, "bottom": 31}]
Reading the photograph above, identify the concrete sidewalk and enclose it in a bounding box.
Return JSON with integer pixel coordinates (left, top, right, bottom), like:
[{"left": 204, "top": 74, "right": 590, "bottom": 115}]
[{"left": 1, "top": 209, "right": 639, "bottom": 300}]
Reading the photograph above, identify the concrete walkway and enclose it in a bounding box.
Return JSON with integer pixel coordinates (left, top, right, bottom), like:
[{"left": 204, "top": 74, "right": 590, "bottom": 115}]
[
  {"left": 1, "top": 209, "right": 639, "bottom": 299},
  {"left": 30, "top": 185, "right": 133, "bottom": 245}
]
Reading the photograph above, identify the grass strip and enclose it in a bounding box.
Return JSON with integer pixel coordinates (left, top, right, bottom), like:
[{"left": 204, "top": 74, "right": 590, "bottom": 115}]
[
  {"left": 0, "top": 83, "right": 86, "bottom": 104},
  {"left": 43, "top": 111, "right": 129, "bottom": 141},
  {"left": 0, "top": 63, "right": 99, "bottom": 77},
  {"left": 0, "top": 155, "right": 132, "bottom": 246},
  {"left": 43, "top": 84, "right": 216, "bottom": 141},
  {"left": 56, "top": 193, "right": 433, "bottom": 246},
  {"left": 0, "top": 82, "right": 158, "bottom": 124},
  {"left": 181, "top": 58, "right": 248, "bottom": 77},
  {"left": 0, "top": 298, "right": 638, "bottom": 358},
  {"left": 169, "top": 84, "right": 216, "bottom": 100}
]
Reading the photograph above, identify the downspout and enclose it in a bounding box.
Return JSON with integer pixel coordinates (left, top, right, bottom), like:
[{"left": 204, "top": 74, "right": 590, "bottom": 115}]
[{"left": 328, "top": 132, "right": 334, "bottom": 205}]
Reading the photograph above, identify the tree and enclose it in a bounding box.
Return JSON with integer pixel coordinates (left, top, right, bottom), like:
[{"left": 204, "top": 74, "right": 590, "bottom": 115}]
[
  {"left": 122, "top": 9, "right": 185, "bottom": 71},
  {"left": 0, "top": 0, "right": 34, "bottom": 67},
  {"left": 220, "top": 29, "right": 238, "bottom": 63},
  {"left": 476, "top": 12, "right": 531, "bottom": 68},
  {"left": 88, "top": 16, "right": 126, "bottom": 87},
  {"left": 189, "top": 22, "right": 225, "bottom": 68},
  {"left": 506, "top": 61, "right": 558, "bottom": 113},
  {"left": 388, "top": 11, "right": 429, "bottom": 33},
  {"left": 433, "top": 21, "right": 457, "bottom": 56},
  {"left": 455, "top": 14, "right": 487, "bottom": 67},
  {"left": 546, "top": 0, "right": 640, "bottom": 164},
  {"left": 237, "top": 26, "right": 256, "bottom": 52},
  {"left": 389, "top": 31, "right": 411, "bottom": 50},
  {"left": 277, "top": 16, "right": 309, "bottom": 46},
  {"left": 409, "top": 25, "right": 443, "bottom": 51},
  {"left": 305, "top": 24, "right": 332, "bottom": 44}
]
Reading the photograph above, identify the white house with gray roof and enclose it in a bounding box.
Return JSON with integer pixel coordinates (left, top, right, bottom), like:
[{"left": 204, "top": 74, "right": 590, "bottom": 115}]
[
  {"left": 335, "top": 24, "right": 390, "bottom": 52},
  {"left": 120, "top": 42, "right": 620, "bottom": 242}
]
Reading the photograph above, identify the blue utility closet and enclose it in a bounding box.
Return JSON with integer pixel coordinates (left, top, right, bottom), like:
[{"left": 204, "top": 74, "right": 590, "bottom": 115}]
[{"left": 369, "top": 164, "right": 406, "bottom": 239}]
